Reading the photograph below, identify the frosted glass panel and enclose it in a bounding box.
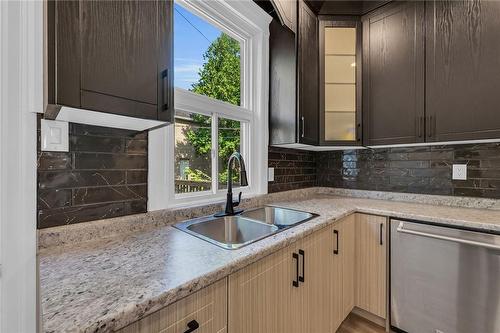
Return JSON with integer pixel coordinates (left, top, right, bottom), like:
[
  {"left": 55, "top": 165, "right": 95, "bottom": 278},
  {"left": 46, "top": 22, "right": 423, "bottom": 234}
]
[
  {"left": 325, "top": 112, "right": 356, "bottom": 141},
  {"left": 325, "top": 28, "right": 356, "bottom": 55},
  {"left": 325, "top": 84, "right": 356, "bottom": 111},
  {"left": 325, "top": 55, "right": 355, "bottom": 83}
]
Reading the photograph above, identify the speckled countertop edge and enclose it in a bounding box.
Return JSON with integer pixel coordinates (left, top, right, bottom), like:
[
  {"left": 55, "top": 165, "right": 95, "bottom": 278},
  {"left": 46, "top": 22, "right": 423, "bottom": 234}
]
[{"left": 39, "top": 189, "right": 500, "bottom": 333}]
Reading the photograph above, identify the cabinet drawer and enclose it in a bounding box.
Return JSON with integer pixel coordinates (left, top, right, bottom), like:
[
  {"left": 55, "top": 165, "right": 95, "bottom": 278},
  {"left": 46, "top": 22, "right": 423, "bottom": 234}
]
[{"left": 118, "top": 278, "right": 227, "bottom": 333}]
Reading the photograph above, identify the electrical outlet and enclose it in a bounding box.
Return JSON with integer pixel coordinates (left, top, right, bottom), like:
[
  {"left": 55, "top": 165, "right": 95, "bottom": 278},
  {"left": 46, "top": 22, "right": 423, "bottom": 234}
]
[
  {"left": 268, "top": 167, "right": 275, "bottom": 182},
  {"left": 452, "top": 164, "right": 467, "bottom": 180},
  {"left": 41, "top": 119, "right": 69, "bottom": 152}
]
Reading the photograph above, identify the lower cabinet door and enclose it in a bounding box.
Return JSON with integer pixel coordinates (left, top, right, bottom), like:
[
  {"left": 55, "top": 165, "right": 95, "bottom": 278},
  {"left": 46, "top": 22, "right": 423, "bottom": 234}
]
[
  {"left": 341, "top": 214, "right": 356, "bottom": 318},
  {"left": 117, "top": 278, "right": 227, "bottom": 333},
  {"left": 331, "top": 215, "right": 356, "bottom": 331},
  {"left": 331, "top": 223, "right": 344, "bottom": 332},
  {"left": 355, "top": 213, "right": 387, "bottom": 319},
  {"left": 228, "top": 244, "right": 302, "bottom": 333},
  {"left": 300, "top": 225, "right": 336, "bottom": 333}
]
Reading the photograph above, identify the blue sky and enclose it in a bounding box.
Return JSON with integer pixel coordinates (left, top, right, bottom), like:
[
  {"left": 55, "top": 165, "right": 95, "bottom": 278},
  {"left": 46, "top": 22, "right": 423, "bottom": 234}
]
[{"left": 174, "top": 3, "right": 222, "bottom": 90}]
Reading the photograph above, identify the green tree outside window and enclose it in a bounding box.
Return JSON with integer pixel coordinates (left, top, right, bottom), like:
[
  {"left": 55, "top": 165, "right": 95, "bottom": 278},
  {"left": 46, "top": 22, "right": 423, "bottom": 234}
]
[{"left": 183, "top": 33, "right": 242, "bottom": 184}]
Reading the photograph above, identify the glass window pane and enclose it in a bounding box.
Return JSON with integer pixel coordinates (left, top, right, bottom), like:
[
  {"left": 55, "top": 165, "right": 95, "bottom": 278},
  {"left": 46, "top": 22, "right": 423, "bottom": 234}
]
[
  {"left": 174, "top": 3, "right": 241, "bottom": 106},
  {"left": 325, "top": 27, "right": 356, "bottom": 55},
  {"left": 174, "top": 111, "right": 212, "bottom": 194},
  {"left": 218, "top": 117, "right": 242, "bottom": 190},
  {"left": 325, "top": 84, "right": 356, "bottom": 111},
  {"left": 325, "top": 112, "right": 356, "bottom": 141},
  {"left": 325, "top": 55, "right": 356, "bottom": 83}
]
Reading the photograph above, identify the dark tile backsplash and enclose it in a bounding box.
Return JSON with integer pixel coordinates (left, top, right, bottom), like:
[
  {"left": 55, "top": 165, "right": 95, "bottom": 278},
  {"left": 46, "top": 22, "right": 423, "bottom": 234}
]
[
  {"left": 36, "top": 124, "right": 500, "bottom": 229},
  {"left": 268, "top": 147, "right": 317, "bottom": 193},
  {"left": 316, "top": 143, "right": 500, "bottom": 198},
  {"left": 37, "top": 120, "right": 148, "bottom": 229}
]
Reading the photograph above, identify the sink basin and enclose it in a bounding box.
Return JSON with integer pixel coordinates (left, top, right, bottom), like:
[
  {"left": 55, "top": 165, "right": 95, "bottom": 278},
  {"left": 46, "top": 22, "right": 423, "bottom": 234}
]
[
  {"left": 176, "top": 215, "right": 279, "bottom": 249},
  {"left": 240, "top": 206, "right": 316, "bottom": 228},
  {"left": 174, "top": 206, "right": 317, "bottom": 250}
]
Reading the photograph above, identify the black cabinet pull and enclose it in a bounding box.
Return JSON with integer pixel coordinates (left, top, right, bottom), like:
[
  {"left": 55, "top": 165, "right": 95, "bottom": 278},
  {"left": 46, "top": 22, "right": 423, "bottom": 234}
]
[
  {"left": 379, "top": 223, "right": 383, "bottom": 246},
  {"left": 417, "top": 116, "right": 423, "bottom": 138},
  {"left": 301, "top": 116, "right": 305, "bottom": 138},
  {"left": 184, "top": 320, "right": 199, "bottom": 333},
  {"left": 298, "top": 249, "right": 305, "bottom": 283},
  {"left": 161, "top": 69, "right": 169, "bottom": 111},
  {"left": 333, "top": 229, "right": 339, "bottom": 255},
  {"left": 292, "top": 252, "right": 299, "bottom": 287},
  {"left": 428, "top": 115, "right": 433, "bottom": 138}
]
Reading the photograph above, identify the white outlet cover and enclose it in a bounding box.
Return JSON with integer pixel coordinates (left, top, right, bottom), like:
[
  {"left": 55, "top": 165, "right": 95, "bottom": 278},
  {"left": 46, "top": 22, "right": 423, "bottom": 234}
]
[
  {"left": 268, "top": 167, "right": 275, "bottom": 182},
  {"left": 452, "top": 164, "right": 467, "bottom": 180},
  {"left": 41, "top": 119, "right": 69, "bottom": 152}
]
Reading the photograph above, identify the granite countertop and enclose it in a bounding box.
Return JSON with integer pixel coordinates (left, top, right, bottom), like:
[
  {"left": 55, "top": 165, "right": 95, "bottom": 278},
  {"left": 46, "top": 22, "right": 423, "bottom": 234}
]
[{"left": 39, "top": 191, "right": 500, "bottom": 333}]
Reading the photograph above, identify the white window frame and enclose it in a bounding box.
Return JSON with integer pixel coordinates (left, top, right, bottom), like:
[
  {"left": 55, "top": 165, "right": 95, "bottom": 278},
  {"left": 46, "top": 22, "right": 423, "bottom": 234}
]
[
  {"left": 1, "top": 1, "right": 40, "bottom": 331},
  {"left": 149, "top": 0, "right": 272, "bottom": 210}
]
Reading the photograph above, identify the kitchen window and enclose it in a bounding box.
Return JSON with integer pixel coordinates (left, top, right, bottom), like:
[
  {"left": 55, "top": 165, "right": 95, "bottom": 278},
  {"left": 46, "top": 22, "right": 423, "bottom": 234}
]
[{"left": 148, "top": 0, "right": 271, "bottom": 209}]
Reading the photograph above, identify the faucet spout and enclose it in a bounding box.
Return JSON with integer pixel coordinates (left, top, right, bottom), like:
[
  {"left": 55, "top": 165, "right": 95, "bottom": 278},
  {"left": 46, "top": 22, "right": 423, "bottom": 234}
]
[{"left": 215, "top": 152, "right": 248, "bottom": 217}]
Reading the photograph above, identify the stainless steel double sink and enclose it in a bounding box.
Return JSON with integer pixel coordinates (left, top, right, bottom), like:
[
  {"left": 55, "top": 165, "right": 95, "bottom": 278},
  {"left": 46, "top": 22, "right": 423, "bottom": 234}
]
[{"left": 174, "top": 206, "right": 318, "bottom": 249}]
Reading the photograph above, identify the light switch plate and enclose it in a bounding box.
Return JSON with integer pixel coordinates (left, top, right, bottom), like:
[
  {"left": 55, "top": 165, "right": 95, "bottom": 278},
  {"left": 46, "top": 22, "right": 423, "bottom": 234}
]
[
  {"left": 452, "top": 164, "right": 467, "bottom": 180},
  {"left": 268, "top": 167, "right": 275, "bottom": 182},
  {"left": 41, "top": 119, "right": 69, "bottom": 152}
]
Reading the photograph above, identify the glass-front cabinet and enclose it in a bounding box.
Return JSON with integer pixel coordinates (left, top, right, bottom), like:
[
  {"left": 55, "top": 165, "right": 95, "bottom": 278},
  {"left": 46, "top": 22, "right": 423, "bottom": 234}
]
[{"left": 319, "top": 19, "right": 361, "bottom": 145}]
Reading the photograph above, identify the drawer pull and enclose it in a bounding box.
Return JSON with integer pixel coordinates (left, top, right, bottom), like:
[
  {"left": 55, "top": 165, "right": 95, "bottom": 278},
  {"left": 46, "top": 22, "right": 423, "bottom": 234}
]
[{"left": 184, "top": 320, "right": 199, "bottom": 333}]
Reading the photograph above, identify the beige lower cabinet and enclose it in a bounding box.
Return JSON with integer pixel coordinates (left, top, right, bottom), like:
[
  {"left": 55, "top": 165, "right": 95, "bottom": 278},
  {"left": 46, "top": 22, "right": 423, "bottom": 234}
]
[
  {"left": 117, "top": 278, "right": 227, "bottom": 333},
  {"left": 355, "top": 213, "right": 387, "bottom": 319},
  {"left": 228, "top": 216, "right": 357, "bottom": 333},
  {"left": 228, "top": 242, "right": 302, "bottom": 333},
  {"left": 332, "top": 214, "right": 356, "bottom": 330},
  {"left": 300, "top": 224, "right": 337, "bottom": 333}
]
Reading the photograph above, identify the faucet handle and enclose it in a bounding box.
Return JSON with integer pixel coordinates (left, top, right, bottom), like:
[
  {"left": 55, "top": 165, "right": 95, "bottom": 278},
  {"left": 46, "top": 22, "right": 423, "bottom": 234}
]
[{"left": 233, "top": 192, "right": 242, "bottom": 207}]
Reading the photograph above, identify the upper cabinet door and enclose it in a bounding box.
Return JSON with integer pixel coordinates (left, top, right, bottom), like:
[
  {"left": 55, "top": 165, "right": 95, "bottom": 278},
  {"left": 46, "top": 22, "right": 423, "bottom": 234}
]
[
  {"left": 426, "top": 0, "right": 500, "bottom": 142},
  {"left": 269, "top": 19, "right": 297, "bottom": 145},
  {"left": 52, "top": 0, "right": 173, "bottom": 122},
  {"left": 298, "top": 0, "right": 319, "bottom": 145},
  {"left": 272, "top": 0, "right": 297, "bottom": 33},
  {"left": 362, "top": 1, "right": 425, "bottom": 146}
]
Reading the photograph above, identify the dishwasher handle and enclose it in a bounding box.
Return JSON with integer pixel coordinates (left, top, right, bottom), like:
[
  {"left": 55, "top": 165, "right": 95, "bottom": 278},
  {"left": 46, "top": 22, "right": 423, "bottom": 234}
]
[{"left": 397, "top": 222, "right": 500, "bottom": 251}]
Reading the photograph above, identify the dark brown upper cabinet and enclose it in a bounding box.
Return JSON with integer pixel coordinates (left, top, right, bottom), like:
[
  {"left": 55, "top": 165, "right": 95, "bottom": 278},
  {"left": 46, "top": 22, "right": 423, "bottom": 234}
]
[
  {"left": 319, "top": 17, "right": 362, "bottom": 146},
  {"left": 426, "top": 0, "right": 500, "bottom": 142},
  {"left": 47, "top": 0, "right": 174, "bottom": 123},
  {"left": 269, "top": 19, "right": 297, "bottom": 145},
  {"left": 297, "top": 0, "right": 319, "bottom": 145},
  {"left": 269, "top": 0, "right": 319, "bottom": 146},
  {"left": 362, "top": 1, "right": 425, "bottom": 146}
]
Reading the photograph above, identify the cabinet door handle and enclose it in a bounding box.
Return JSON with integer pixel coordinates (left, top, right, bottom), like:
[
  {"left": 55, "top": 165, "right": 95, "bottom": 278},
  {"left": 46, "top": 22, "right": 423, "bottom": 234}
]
[
  {"left": 333, "top": 229, "right": 339, "bottom": 255},
  {"left": 298, "top": 249, "right": 305, "bottom": 283},
  {"left": 292, "top": 252, "right": 299, "bottom": 287},
  {"left": 161, "top": 69, "right": 169, "bottom": 111},
  {"left": 184, "top": 320, "right": 199, "bottom": 333},
  {"left": 417, "top": 116, "right": 423, "bottom": 138},
  {"left": 428, "top": 115, "right": 433, "bottom": 138},
  {"left": 301, "top": 116, "right": 305, "bottom": 138},
  {"left": 379, "top": 223, "right": 383, "bottom": 246}
]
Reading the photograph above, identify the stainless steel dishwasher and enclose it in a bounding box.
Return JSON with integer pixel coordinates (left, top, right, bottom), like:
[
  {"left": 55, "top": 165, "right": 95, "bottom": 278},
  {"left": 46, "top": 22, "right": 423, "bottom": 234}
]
[{"left": 391, "top": 219, "right": 500, "bottom": 333}]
